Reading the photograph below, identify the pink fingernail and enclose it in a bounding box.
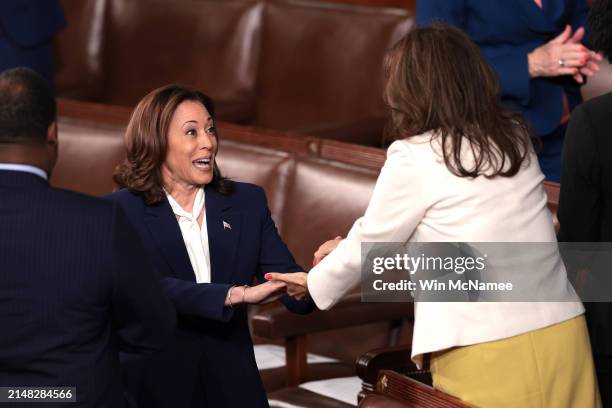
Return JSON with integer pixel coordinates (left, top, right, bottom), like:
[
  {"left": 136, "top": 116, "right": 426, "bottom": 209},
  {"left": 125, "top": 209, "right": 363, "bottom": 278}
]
[{"left": 265, "top": 273, "right": 272, "bottom": 280}]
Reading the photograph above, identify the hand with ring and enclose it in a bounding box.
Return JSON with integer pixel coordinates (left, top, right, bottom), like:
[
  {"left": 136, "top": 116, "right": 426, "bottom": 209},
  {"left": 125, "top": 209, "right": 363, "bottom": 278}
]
[{"left": 528, "top": 25, "right": 603, "bottom": 83}]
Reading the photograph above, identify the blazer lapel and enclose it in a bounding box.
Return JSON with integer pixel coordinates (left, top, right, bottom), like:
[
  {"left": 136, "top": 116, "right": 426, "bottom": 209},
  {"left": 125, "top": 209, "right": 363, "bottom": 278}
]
[
  {"left": 205, "top": 185, "right": 241, "bottom": 284},
  {"left": 144, "top": 198, "right": 197, "bottom": 282}
]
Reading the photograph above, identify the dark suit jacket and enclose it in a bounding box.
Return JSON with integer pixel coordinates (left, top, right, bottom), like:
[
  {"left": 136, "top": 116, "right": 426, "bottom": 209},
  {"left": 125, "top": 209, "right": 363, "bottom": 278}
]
[
  {"left": 558, "top": 90, "right": 612, "bottom": 406},
  {"left": 559, "top": 91, "right": 612, "bottom": 351},
  {"left": 0, "top": 170, "right": 175, "bottom": 407},
  {"left": 417, "top": 0, "right": 588, "bottom": 137},
  {"left": 107, "top": 182, "right": 314, "bottom": 408},
  {"left": 0, "top": 0, "right": 65, "bottom": 47}
]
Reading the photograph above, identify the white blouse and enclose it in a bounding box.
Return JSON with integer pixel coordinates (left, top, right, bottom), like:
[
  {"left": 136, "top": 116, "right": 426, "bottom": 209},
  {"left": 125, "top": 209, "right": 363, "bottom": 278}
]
[{"left": 166, "top": 188, "right": 211, "bottom": 283}]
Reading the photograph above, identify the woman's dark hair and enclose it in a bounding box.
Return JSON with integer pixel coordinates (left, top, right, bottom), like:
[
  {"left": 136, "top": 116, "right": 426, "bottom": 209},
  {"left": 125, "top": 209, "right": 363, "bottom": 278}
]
[
  {"left": 383, "top": 24, "right": 531, "bottom": 178},
  {"left": 114, "top": 84, "right": 233, "bottom": 205},
  {"left": 589, "top": 0, "right": 612, "bottom": 62}
]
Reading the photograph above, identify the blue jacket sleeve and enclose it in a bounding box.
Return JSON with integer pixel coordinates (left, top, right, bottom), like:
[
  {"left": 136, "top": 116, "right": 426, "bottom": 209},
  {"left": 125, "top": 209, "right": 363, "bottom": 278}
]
[
  {"left": 159, "top": 278, "right": 234, "bottom": 322},
  {"left": 254, "top": 187, "right": 316, "bottom": 314}
]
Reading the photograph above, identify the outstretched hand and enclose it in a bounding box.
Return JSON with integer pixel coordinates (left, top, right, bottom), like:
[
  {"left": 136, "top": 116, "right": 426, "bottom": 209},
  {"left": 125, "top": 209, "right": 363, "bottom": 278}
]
[
  {"left": 265, "top": 272, "right": 309, "bottom": 300},
  {"left": 225, "top": 280, "right": 287, "bottom": 307},
  {"left": 246, "top": 280, "right": 287, "bottom": 304},
  {"left": 313, "top": 236, "right": 343, "bottom": 265}
]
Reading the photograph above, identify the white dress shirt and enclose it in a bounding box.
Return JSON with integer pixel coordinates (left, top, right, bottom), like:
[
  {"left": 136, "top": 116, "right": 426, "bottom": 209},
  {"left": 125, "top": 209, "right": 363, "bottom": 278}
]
[
  {"left": 307, "top": 135, "right": 583, "bottom": 367},
  {"left": 0, "top": 163, "right": 47, "bottom": 180},
  {"left": 166, "top": 188, "right": 211, "bottom": 283}
]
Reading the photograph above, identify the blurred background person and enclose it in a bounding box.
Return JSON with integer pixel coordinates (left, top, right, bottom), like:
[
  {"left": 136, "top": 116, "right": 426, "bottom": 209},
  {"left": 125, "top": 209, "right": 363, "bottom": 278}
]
[
  {"left": 0, "top": 1, "right": 65, "bottom": 89},
  {"left": 0, "top": 67, "right": 175, "bottom": 407},
  {"left": 558, "top": 0, "right": 612, "bottom": 405},
  {"left": 417, "top": 0, "right": 603, "bottom": 182},
  {"left": 107, "top": 85, "right": 314, "bottom": 408},
  {"left": 270, "top": 25, "right": 600, "bottom": 407}
]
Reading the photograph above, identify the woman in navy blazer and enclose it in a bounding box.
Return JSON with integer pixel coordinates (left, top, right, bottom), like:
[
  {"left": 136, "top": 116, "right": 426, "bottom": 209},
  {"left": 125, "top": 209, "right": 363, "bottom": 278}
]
[
  {"left": 106, "top": 85, "right": 314, "bottom": 408},
  {"left": 417, "top": 0, "right": 602, "bottom": 182}
]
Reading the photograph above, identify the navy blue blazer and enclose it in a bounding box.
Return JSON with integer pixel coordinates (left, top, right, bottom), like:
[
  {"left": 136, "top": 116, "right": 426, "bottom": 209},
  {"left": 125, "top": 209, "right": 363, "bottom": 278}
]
[
  {"left": 0, "top": 170, "right": 175, "bottom": 407},
  {"left": 107, "top": 182, "right": 314, "bottom": 408},
  {"left": 417, "top": 0, "right": 588, "bottom": 137}
]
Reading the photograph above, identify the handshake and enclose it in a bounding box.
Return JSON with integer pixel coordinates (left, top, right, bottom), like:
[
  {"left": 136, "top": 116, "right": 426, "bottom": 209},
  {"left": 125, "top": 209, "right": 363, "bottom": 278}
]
[{"left": 254, "top": 236, "right": 343, "bottom": 303}]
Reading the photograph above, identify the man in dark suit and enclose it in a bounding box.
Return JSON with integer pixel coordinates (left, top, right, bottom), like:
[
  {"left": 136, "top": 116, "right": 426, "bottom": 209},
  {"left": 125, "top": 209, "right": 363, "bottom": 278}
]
[
  {"left": 0, "top": 67, "right": 176, "bottom": 407},
  {"left": 558, "top": 0, "right": 612, "bottom": 405},
  {"left": 0, "top": 1, "right": 66, "bottom": 88}
]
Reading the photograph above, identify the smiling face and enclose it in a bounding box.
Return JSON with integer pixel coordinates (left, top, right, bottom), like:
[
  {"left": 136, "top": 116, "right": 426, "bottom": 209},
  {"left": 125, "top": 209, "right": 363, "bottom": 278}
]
[{"left": 161, "top": 100, "right": 218, "bottom": 190}]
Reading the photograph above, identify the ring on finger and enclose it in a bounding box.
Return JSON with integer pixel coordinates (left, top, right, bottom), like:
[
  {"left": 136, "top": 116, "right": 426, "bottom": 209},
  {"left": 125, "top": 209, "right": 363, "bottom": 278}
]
[{"left": 558, "top": 58, "right": 565, "bottom": 67}]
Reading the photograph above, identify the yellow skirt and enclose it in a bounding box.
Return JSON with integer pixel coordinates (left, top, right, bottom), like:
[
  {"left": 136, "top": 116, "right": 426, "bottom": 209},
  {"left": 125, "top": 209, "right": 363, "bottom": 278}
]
[{"left": 431, "top": 315, "right": 601, "bottom": 408}]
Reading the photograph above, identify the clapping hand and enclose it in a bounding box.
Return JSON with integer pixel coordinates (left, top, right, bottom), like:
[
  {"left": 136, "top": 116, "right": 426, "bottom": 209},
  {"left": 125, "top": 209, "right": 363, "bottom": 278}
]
[{"left": 528, "top": 25, "right": 603, "bottom": 83}]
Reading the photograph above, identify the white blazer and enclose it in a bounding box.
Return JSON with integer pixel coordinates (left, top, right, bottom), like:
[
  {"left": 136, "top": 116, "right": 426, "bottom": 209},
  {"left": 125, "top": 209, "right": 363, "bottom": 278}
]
[{"left": 307, "top": 134, "right": 583, "bottom": 366}]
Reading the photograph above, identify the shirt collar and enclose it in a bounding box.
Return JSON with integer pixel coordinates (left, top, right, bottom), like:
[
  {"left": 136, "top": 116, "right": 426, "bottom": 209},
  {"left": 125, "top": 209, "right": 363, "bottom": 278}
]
[
  {"left": 0, "top": 163, "right": 48, "bottom": 180},
  {"left": 166, "top": 188, "right": 205, "bottom": 221}
]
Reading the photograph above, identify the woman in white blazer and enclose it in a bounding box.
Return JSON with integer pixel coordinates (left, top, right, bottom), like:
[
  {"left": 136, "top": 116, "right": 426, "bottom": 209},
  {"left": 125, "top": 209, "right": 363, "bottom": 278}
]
[{"left": 267, "top": 24, "right": 601, "bottom": 407}]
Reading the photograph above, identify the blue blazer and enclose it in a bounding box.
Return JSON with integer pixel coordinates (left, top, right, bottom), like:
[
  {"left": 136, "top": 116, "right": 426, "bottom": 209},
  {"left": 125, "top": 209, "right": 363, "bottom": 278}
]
[
  {"left": 0, "top": 0, "right": 65, "bottom": 47},
  {"left": 107, "top": 182, "right": 314, "bottom": 408},
  {"left": 0, "top": 0, "right": 66, "bottom": 87},
  {"left": 417, "top": 0, "right": 588, "bottom": 136},
  {"left": 0, "top": 170, "right": 175, "bottom": 408}
]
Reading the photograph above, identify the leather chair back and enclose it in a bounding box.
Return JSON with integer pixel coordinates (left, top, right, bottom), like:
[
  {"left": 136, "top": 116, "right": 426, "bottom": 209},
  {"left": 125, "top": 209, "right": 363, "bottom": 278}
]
[
  {"left": 280, "top": 156, "right": 378, "bottom": 269},
  {"left": 254, "top": 0, "right": 412, "bottom": 133},
  {"left": 103, "top": 0, "right": 263, "bottom": 123},
  {"left": 52, "top": 118, "right": 125, "bottom": 196},
  {"left": 54, "top": 0, "right": 107, "bottom": 100},
  {"left": 217, "top": 140, "right": 294, "bottom": 230}
]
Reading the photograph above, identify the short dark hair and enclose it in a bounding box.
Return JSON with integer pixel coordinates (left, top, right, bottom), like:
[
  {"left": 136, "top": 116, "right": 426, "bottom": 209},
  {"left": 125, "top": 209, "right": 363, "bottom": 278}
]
[
  {"left": 589, "top": 0, "right": 612, "bottom": 62},
  {"left": 113, "top": 84, "right": 233, "bottom": 205},
  {"left": 0, "top": 67, "right": 56, "bottom": 144}
]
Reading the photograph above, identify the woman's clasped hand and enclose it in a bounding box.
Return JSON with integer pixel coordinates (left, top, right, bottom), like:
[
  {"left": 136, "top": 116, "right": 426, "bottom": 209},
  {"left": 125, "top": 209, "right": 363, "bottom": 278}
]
[{"left": 528, "top": 24, "right": 603, "bottom": 83}]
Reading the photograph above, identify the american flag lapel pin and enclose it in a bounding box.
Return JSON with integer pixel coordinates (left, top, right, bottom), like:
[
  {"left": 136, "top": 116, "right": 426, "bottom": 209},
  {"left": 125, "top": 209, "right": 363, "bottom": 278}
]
[{"left": 223, "top": 221, "right": 232, "bottom": 230}]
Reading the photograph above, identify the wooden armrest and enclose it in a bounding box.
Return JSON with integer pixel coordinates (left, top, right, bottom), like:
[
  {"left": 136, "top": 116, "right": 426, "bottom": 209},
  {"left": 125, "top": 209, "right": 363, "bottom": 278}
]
[
  {"left": 356, "top": 345, "right": 414, "bottom": 386},
  {"left": 371, "top": 370, "right": 469, "bottom": 408},
  {"left": 355, "top": 344, "right": 431, "bottom": 401},
  {"left": 251, "top": 293, "right": 412, "bottom": 339}
]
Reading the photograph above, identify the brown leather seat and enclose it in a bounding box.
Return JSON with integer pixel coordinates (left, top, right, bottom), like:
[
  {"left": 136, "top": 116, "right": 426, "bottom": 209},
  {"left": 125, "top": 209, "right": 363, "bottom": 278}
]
[
  {"left": 254, "top": 0, "right": 413, "bottom": 144},
  {"left": 52, "top": 118, "right": 125, "bottom": 196},
  {"left": 54, "top": 0, "right": 107, "bottom": 101},
  {"left": 103, "top": 0, "right": 262, "bottom": 123},
  {"left": 54, "top": 0, "right": 415, "bottom": 145}
]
